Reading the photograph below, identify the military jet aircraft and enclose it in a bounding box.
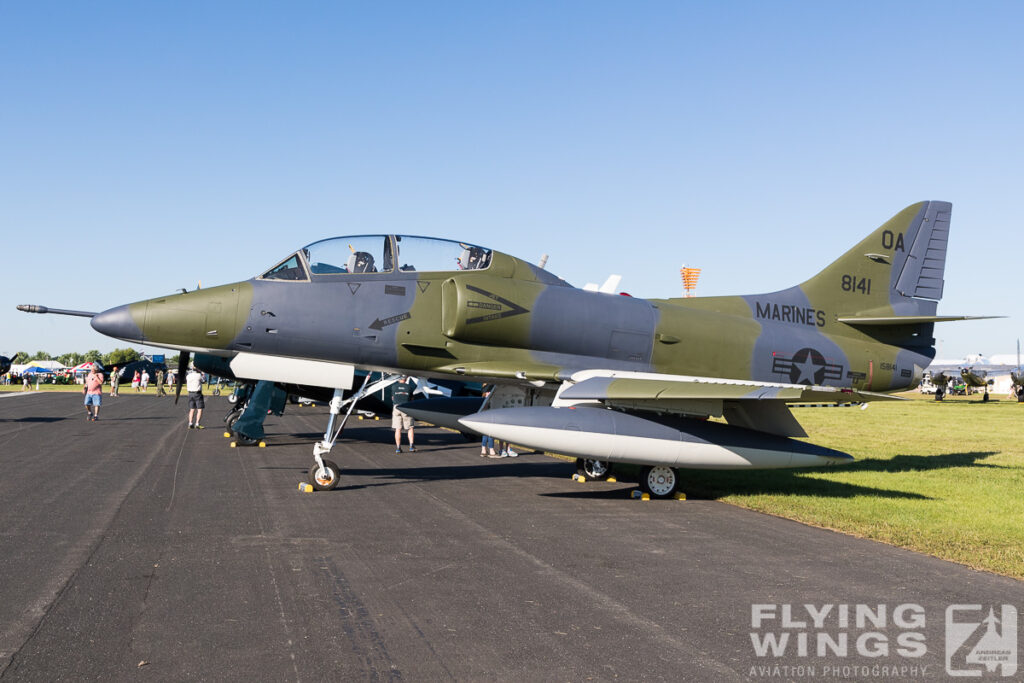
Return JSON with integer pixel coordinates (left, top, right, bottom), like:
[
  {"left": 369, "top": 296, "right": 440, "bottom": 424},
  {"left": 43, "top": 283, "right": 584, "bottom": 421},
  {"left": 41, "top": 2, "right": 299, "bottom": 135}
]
[
  {"left": 959, "top": 367, "right": 995, "bottom": 401},
  {"left": 1010, "top": 341, "right": 1024, "bottom": 403},
  {"left": 20, "top": 201, "right": 994, "bottom": 497},
  {"left": 927, "top": 370, "right": 953, "bottom": 401},
  {"left": 1011, "top": 371, "right": 1024, "bottom": 402}
]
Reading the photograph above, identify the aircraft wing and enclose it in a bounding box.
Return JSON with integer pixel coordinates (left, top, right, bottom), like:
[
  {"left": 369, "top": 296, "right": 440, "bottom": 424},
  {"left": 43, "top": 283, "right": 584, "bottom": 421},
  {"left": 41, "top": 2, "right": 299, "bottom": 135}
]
[
  {"left": 560, "top": 371, "right": 900, "bottom": 403},
  {"left": 557, "top": 370, "right": 902, "bottom": 438}
]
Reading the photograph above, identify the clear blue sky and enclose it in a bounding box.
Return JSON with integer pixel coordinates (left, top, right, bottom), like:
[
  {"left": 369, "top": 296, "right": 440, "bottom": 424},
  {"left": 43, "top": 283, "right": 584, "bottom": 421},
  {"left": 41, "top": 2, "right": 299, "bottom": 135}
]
[{"left": 2, "top": 1, "right": 1020, "bottom": 362}]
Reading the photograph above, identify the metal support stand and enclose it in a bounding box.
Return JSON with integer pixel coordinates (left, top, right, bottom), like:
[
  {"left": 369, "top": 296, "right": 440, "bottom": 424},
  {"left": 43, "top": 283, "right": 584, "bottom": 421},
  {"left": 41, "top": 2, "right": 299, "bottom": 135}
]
[{"left": 312, "top": 372, "right": 406, "bottom": 470}]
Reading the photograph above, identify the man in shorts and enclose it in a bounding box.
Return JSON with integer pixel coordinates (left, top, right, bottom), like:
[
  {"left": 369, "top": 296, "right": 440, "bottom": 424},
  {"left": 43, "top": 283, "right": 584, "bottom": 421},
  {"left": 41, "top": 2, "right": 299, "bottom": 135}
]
[
  {"left": 391, "top": 376, "right": 415, "bottom": 453},
  {"left": 185, "top": 366, "right": 205, "bottom": 429},
  {"left": 83, "top": 366, "right": 105, "bottom": 421}
]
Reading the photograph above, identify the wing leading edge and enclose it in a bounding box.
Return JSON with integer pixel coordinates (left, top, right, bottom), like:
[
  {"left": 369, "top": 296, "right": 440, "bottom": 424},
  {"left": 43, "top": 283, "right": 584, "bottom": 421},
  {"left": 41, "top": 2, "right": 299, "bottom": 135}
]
[{"left": 557, "top": 370, "right": 902, "bottom": 438}]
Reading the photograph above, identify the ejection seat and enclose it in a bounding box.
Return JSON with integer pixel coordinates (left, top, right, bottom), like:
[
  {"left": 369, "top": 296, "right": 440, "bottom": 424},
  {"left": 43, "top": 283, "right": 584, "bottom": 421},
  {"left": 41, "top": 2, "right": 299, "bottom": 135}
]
[{"left": 346, "top": 251, "right": 376, "bottom": 273}]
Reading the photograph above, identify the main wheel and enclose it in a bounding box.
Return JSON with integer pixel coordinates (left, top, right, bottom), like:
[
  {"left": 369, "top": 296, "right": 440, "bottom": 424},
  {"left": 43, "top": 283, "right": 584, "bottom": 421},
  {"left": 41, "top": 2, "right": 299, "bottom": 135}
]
[
  {"left": 225, "top": 409, "right": 242, "bottom": 428},
  {"left": 235, "top": 433, "right": 259, "bottom": 447},
  {"left": 310, "top": 459, "right": 340, "bottom": 491},
  {"left": 575, "top": 458, "right": 611, "bottom": 481},
  {"left": 640, "top": 466, "right": 679, "bottom": 499}
]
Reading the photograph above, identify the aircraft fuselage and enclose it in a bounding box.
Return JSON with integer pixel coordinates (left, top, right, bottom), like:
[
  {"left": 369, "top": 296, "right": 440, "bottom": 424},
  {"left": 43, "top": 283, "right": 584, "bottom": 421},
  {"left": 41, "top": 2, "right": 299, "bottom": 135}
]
[{"left": 90, "top": 255, "right": 931, "bottom": 395}]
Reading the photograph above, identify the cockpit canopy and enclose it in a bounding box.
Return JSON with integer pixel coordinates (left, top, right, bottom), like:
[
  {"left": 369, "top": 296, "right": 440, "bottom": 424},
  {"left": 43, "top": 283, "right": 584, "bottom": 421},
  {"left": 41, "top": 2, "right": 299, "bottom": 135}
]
[{"left": 259, "top": 235, "right": 493, "bottom": 281}]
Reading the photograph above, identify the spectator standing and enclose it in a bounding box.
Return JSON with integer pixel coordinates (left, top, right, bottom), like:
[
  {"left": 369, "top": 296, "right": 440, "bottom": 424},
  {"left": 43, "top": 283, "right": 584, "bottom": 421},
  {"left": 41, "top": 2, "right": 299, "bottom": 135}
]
[
  {"left": 132, "top": 370, "right": 141, "bottom": 392},
  {"left": 391, "top": 376, "right": 416, "bottom": 453},
  {"left": 185, "top": 367, "right": 205, "bottom": 429},
  {"left": 83, "top": 367, "right": 105, "bottom": 421},
  {"left": 140, "top": 369, "right": 150, "bottom": 392}
]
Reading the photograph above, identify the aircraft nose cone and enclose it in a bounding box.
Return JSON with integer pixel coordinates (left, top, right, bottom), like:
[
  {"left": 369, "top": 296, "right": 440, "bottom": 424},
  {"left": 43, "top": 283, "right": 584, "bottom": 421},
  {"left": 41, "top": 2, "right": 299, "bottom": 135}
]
[{"left": 91, "top": 304, "right": 144, "bottom": 342}]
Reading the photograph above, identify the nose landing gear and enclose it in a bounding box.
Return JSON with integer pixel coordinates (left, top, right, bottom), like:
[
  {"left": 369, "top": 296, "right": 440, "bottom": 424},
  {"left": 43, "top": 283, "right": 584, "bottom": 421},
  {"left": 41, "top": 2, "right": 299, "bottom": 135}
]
[{"left": 307, "top": 373, "right": 405, "bottom": 491}]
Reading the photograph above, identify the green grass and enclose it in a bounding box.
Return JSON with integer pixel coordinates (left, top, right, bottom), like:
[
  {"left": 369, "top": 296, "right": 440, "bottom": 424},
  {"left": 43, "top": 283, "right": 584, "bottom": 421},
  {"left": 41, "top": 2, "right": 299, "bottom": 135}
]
[
  {"left": 0, "top": 384, "right": 164, "bottom": 393},
  {"left": 684, "top": 393, "right": 1024, "bottom": 579},
  {"left": 1, "top": 383, "right": 98, "bottom": 392}
]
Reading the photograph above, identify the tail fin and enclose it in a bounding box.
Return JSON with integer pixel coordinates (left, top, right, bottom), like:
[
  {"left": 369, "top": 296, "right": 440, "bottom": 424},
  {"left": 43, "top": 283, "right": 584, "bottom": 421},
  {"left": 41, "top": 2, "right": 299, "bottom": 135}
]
[{"left": 800, "top": 201, "right": 950, "bottom": 318}]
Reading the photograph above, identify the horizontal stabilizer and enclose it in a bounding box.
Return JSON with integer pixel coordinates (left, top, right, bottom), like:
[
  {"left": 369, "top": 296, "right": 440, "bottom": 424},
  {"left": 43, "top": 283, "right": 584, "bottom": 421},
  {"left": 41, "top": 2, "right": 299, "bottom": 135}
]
[{"left": 837, "top": 315, "right": 1003, "bottom": 326}]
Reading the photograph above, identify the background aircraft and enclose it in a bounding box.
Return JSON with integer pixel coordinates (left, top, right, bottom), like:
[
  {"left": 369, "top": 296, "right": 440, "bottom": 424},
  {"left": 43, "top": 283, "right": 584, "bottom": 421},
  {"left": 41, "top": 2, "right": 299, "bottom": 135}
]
[
  {"left": 926, "top": 370, "right": 953, "bottom": 401},
  {"left": 191, "top": 352, "right": 481, "bottom": 444},
  {"left": 0, "top": 356, "right": 10, "bottom": 377},
  {"left": 959, "top": 367, "right": 995, "bottom": 401},
  {"left": 21, "top": 201, "right": 994, "bottom": 497},
  {"left": 1011, "top": 371, "right": 1024, "bottom": 402},
  {"left": 1012, "top": 341, "right": 1024, "bottom": 402}
]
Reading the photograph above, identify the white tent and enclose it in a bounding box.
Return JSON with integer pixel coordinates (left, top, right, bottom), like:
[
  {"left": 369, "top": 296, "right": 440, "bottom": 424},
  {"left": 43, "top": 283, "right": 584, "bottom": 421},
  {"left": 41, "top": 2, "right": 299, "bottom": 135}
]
[{"left": 25, "top": 360, "right": 66, "bottom": 370}]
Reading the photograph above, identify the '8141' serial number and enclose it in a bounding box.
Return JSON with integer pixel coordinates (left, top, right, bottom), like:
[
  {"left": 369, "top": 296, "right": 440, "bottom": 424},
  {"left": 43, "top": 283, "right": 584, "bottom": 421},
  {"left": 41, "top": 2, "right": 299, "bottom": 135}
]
[{"left": 841, "top": 275, "right": 871, "bottom": 294}]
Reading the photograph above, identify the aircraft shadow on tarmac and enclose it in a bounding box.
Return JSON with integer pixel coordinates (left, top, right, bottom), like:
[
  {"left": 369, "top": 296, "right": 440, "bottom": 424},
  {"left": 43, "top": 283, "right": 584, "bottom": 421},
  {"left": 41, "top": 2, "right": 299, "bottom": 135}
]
[
  {"left": 258, "top": 425, "right": 999, "bottom": 500},
  {"left": 318, "top": 459, "right": 932, "bottom": 501},
  {"left": 0, "top": 416, "right": 67, "bottom": 423},
  {"left": 662, "top": 450, "right": 1001, "bottom": 501},
  {"left": 305, "top": 461, "right": 572, "bottom": 493}
]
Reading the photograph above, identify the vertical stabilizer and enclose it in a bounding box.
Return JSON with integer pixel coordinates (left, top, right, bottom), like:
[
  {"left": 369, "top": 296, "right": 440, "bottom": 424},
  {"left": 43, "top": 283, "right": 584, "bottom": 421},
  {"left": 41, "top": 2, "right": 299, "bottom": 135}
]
[{"left": 799, "top": 201, "right": 951, "bottom": 318}]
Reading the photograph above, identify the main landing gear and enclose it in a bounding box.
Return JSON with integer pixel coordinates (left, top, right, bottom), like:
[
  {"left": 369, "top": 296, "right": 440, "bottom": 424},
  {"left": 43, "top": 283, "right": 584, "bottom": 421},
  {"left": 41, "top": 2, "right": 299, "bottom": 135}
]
[
  {"left": 309, "top": 373, "right": 405, "bottom": 491},
  {"left": 575, "top": 458, "right": 682, "bottom": 499},
  {"left": 574, "top": 458, "right": 612, "bottom": 481},
  {"left": 639, "top": 465, "right": 681, "bottom": 499},
  {"left": 224, "top": 381, "right": 287, "bottom": 446}
]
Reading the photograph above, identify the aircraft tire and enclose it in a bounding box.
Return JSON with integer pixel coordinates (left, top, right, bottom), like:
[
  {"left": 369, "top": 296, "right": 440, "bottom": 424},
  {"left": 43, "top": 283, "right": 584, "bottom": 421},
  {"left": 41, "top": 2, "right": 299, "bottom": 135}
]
[
  {"left": 311, "top": 459, "right": 340, "bottom": 491},
  {"left": 575, "top": 458, "right": 612, "bottom": 481},
  {"left": 235, "top": 433, "right": 259, "bottom": 447},
  {"left": 640, "top": 466, "right": 679, "bottom": 499},
  {"left": 226, "top": 410, "right": 242, "bottom": 429}
]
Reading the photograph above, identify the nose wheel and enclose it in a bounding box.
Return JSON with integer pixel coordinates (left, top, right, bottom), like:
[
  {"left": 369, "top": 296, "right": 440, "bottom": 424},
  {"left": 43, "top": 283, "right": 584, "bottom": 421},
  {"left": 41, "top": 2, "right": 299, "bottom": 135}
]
[{"left": 310, "top": 458, "right": 340, "bottom": 491}]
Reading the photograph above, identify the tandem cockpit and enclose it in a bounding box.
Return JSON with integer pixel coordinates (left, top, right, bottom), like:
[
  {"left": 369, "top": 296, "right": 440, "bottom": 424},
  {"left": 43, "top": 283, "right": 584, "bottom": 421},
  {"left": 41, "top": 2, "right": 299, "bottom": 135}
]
[{"left": 259, "top": 235, "right": 494, "bottom": 282}]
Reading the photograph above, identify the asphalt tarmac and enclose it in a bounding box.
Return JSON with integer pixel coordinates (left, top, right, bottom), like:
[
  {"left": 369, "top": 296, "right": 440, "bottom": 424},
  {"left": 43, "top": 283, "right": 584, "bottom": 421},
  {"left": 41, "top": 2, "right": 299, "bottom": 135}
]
[{"left": 1, "top": 392, "right": 1021, "bottom": 681}]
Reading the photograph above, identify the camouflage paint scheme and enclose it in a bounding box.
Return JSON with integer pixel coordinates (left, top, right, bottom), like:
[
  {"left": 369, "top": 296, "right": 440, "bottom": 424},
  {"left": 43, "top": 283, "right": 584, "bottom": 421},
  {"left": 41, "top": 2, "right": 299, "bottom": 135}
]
[
  {"left": 90, "top": 202, "right": 951, "bottom": 407},
  {"left": 14, "top": 200, "right": 989, "bottom": 491},
  {"left": 959, "top": 367, "right": 993, "bottom": 390}
]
